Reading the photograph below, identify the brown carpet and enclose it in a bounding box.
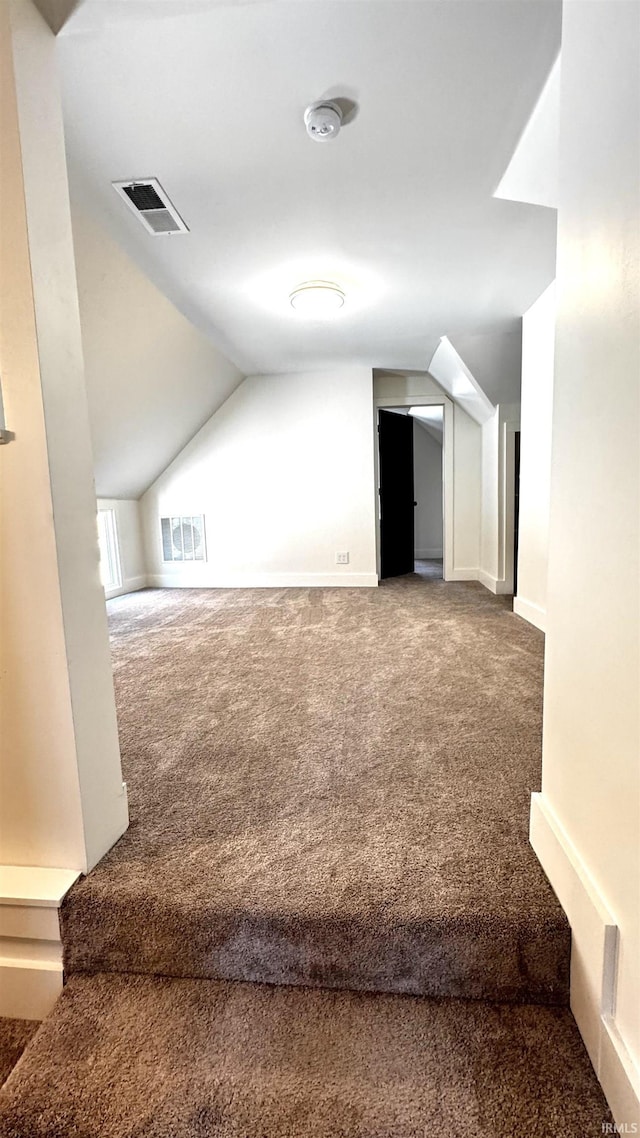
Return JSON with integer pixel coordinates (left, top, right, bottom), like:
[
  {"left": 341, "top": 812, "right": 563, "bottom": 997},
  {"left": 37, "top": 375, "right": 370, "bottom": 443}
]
[
  {"left": 0, "top": 973, "right": 611, "bottom": 1138},
  {"left": 61, "top": 573, "right": 569, "bottom": 1002},
  {"left": 0, "top": 1020, "right": 38, "bottom": 1088}
]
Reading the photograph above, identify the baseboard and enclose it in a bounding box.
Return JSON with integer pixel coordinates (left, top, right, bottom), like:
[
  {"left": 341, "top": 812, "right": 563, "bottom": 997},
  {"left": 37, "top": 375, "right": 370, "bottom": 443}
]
[
  {"left": 105, "top": 574, "right": 148, "bottom": 600},
  {"left": 513, "top": 595, "right": 546, "bottom": 632},
  {"left": 0, "top": 866, "right": 80, "bottom": 1020},
  {"left": 444, "top": 568, "right": 479, "bottom": 582},
  {"left": 478, "top": 570, "right": 512, "bottom": 595},
  {"left": 415, "top": 548, "right": 443, "bottom": 559},
  {"left": 495, "top": 582, "right": 512, "bottom": 595},
  {"left": 601, "top": 1015, "right": 640, "bottom": 1130},
  {"left": 478, "top": 570, "right": 497, "bottom": 593},
  {"left": 0, "top": 957, "right": 61, "bottom": 1022},
  {"left": 530, "top": 794, "right": 639, "bottom": 1128},
  {"left": 147, "top": 572, "right": 379, "bottom": 589}
]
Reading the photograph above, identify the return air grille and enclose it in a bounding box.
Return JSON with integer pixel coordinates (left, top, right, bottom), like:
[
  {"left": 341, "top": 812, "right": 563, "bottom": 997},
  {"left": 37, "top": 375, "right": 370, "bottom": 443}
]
[
  {"left": 112, "top": 178, "right": 189, "bottom": 236},
  {"left": 161, "top": 516, "right": 206, "bottom": 562},
  {"left": 121, "top": 184, "right": 165, "bottom": 211},
  {"left": 144, "top": 209, "right": 186, "bottom": 234}
]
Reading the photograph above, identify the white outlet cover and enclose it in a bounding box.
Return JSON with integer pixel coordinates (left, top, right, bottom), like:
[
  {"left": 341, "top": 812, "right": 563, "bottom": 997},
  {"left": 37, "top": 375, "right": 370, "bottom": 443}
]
[{"left": 336, "top": 552, "right": 350, "bottom": 564}]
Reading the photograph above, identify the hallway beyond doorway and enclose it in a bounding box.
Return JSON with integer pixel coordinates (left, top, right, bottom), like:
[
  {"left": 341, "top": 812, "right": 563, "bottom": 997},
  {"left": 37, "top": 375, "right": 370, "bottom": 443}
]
[
  {"left": 377, "top": 403, "right": 446, "bottom": 582},
  {"left": 413, "top": 557, "right": 443, "bottom": 581}
]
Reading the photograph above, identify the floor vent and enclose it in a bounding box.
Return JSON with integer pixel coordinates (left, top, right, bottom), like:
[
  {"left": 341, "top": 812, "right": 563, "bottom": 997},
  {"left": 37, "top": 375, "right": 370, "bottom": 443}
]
[
  {"left": 112, "top": 178, "right": 189, "bottom": 236},
  {"left": 161, "top": 516, "right": 206, "bottom": 562}
]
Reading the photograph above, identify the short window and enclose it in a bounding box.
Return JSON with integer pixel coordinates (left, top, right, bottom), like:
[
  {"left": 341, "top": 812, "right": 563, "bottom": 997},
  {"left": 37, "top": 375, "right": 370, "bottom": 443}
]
[{"left": 97, "top": 509, "right": 122, "bottom": 591}]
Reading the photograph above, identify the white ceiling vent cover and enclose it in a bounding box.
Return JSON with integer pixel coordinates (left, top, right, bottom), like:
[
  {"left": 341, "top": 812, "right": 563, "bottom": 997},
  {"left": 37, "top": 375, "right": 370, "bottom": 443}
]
[
  {"left": 112, "top": 178, "right": 189, "bottom": 236},
  {"left": 161, "top": 516, "right": 206, "bottom": 563}
]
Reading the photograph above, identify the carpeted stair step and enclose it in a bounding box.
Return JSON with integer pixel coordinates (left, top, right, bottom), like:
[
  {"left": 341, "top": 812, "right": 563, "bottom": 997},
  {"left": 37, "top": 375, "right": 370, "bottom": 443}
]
[
  {"left": 61, "top": 890, "right": 571, "bottom": 1005},
  {"left": 0, "top": 1022, "right": 38, "bottom": 1089},
  {"left": 0, "top": 972, "right": 610, "bottom": 1138}
]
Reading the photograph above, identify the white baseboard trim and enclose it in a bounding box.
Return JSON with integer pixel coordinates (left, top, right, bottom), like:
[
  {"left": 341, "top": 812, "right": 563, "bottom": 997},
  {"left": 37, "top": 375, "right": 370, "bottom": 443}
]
[
  {"left": 415, "top": 548, "right": 443, "bottom": 559},
  {"left": 513, "top": 595, "right": 546, "bottom": 632},
  {"left": 478, "top": 569, "right": 498, "bottom": 593},
  {"left": 147, "top": 572, "right": 379, "bottom": 589},
  {"left": 601, "top": 1015, "right": 640, "bottom": 1130},
  {"left": 530, "top": 794, "right": 639, "bottom": 1128},
  {"left": 0, "top": 866, "right": 80, "bottom": 1020},
  {"left": 0, "top": 958, "right": 61, "bottom": 1022},
  {"left": 444, "top": 567, "right": 479, "bottom": 582},
  {"left": 105, "top": 574, "right": 149, "bottom": 600},
  {"left": 478, "top": 569, "right": 512, "bottom": 595}
]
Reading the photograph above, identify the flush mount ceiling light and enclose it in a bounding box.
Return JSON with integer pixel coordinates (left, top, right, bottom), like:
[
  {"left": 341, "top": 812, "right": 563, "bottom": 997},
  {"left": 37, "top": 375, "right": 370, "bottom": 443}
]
[{"left": 289, "top": 281, "right": 345, "bottom": 316}]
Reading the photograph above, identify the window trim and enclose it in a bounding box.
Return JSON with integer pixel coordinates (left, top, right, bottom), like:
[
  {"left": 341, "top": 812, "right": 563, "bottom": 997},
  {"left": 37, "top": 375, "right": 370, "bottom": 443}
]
[{"left": 97, "top": 508, "right": 122, "bottom": 592}]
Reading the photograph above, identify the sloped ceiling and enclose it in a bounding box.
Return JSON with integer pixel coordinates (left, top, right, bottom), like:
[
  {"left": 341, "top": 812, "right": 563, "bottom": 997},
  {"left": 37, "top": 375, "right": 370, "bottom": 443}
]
[
  {"left": 449, "top": 325, "right": 524, "bottom": 407},
  {"left": 72, "top": 207, "right": 243, "bottom": 499},
  {"left": 33, "top": 0, "right": 81, "bottom": 34},
  {"left": 56, "top": 0, "right": 560, "bottom": 378},
  {"left": 495, "top": 54, "right": 560, "bottom": 209}
]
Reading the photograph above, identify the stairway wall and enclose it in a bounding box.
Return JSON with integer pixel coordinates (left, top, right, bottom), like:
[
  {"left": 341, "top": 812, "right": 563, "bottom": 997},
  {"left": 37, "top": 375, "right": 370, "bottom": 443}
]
[
  {"left": 0, "top": 0, "right": 128, "bottom": 877},
  {"left": 534, "top": 1, "right": 640, "bottom": 1123}
]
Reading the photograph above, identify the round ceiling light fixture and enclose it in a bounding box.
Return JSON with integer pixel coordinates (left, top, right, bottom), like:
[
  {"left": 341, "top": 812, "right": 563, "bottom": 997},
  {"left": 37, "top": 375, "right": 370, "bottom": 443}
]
[
  {"left": 303, "top": 100, "right": 343, "bottom": 142},
  {"left": 289, "top": 281, "right": 345, "bottom": 316}
]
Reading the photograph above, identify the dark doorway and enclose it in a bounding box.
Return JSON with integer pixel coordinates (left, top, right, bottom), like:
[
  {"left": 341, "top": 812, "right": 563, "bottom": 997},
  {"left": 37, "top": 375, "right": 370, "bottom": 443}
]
[
  {"left": 379, "top": 409, "right": 415, "bottom": 579},
  {"left": 513, "top": 430, "right": 521, "bottom": 595}
]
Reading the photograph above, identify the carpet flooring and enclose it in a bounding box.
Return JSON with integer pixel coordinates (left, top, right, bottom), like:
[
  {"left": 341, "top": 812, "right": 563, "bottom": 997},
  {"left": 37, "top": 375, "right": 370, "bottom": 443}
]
[
  {"left": 61, "top": 571, "right": 569, "bottom": 1003},
  {"left": 0, "top": 1021, "right": 38, "bottom": 1089},
  {"left": 0, "top": 973, "right": 612, "bottom": 1138}
]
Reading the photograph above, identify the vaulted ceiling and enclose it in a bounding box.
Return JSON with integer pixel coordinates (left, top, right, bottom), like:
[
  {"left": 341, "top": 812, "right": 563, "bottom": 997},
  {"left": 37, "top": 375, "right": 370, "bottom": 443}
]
[{"left": 54, "top": 0, "right": 560, "bottom": 389}]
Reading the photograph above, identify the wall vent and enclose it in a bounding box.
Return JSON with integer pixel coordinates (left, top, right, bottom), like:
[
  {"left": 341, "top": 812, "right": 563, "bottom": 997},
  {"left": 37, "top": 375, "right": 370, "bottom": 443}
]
[
  {"left": 161, "top": 516, "right": 206, "bottom": 562},
  {"left": 112, "top": 178, "right": 189, "bottom": 236}
]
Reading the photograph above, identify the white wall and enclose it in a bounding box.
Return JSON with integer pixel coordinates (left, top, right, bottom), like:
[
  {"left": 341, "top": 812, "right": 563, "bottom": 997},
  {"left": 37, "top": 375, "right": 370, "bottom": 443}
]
[
  {"left": 480, "top": 410, "right": 500, "bottom": 585},
  {"left": 514, "top": 282, "right": 555, "bottom": 631},
  {"left": 97, "top": 499, "right": 147, "bottom": 600},
  {"left": 373, "top": 372, "right": 481, "bottom": 580},
  {"left": 449, "top": 403, "right": 481, "bottom": 577},
  {"left": 479, "top": 403, "right": 520, "bottom": 596},
  {"left": 71, "top": 208, "right": 244, "bottom": 500},
  {"left": 531, "top": 2, "right": 639, "bottom": 1125},
  {"left": 142, "top": 368, "right": 378, "bottom": 587},
  {"left": 413, "top": 422, "right": 443, "bottom": 559},
  {"left": 0, "top": 0, "right": 127, "bottom": 877}
]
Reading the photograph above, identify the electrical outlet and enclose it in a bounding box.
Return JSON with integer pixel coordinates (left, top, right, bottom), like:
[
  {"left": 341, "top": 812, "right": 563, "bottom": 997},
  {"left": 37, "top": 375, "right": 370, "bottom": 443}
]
[{"left": 336, "top": 551, "right": 349, "bottom": 565}]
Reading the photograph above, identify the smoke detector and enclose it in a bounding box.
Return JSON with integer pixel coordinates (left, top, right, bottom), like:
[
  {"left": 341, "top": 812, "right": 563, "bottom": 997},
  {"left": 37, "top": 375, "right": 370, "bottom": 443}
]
[{"left": 304, "top": 100, "right": 343, "bottom": 142}]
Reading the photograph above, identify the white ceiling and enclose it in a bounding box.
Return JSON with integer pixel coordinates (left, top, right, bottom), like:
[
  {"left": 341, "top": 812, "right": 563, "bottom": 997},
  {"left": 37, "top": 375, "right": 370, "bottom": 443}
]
[
  {"left": 449, "top": 324, "right": 523, "bottom": 407},
  {"left": 427, "top": 336, "right": 495, "bottom": 425},
  {"left": 55, "top": 0, "right": 560, "bottom": 380},
  {"left": 72, "top": 207, "right": 243, "bottom": 499},
  {"left": 495, "top": 53, "right": 560, "bottom": 209}
]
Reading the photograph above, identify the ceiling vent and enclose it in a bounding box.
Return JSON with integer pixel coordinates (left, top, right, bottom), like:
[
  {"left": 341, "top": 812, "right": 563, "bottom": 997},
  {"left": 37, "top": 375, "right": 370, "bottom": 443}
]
[{"left": 112, "top": 178, "right": 189, "bottom": 236}]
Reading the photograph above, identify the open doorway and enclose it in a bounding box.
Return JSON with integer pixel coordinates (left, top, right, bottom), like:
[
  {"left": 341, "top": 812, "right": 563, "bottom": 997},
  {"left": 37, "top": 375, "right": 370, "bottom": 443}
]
[{"left": 377, "top": 405, "right": 444, "bottom": 581}]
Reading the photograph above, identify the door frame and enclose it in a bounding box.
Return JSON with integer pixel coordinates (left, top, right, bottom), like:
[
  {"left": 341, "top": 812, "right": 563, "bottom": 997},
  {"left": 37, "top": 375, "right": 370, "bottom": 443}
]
[
  {"left": 500, "top": 417, "right": 521, "bottom": 595},
  {"left": 378, "top": 408, "right": 416, "bottom": 580},
  {"left": 373, "top": 394, "right": 454, "bottom": 581}
]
